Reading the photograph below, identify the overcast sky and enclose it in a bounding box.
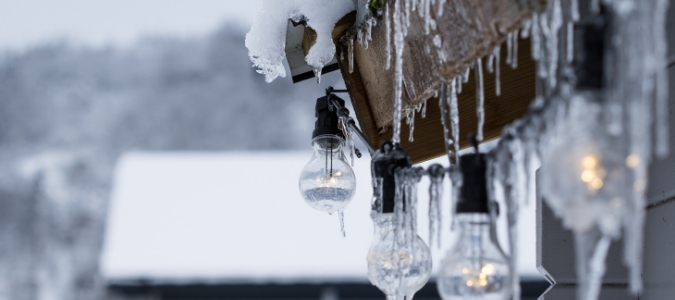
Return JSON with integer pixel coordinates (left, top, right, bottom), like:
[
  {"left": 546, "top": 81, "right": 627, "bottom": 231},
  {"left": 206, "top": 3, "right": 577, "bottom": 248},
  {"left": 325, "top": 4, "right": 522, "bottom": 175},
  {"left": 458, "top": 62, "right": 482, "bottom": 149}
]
[{"left": 0, "top": 0, "right": 263, "bottom": 51}]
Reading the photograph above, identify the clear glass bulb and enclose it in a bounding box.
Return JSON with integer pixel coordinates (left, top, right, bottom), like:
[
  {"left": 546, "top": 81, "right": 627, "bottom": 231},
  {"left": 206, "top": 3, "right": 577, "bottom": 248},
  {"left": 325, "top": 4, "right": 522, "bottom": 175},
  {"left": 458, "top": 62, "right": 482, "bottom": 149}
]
[
  {"left": 437, "top": 213, "right": 511, "bottom": 300},
  {"left": 298, "top": 135, "right": 356, "bottom": 214},
  {"left": 367, "top": 212, "right": 432, "bottom": 300}
]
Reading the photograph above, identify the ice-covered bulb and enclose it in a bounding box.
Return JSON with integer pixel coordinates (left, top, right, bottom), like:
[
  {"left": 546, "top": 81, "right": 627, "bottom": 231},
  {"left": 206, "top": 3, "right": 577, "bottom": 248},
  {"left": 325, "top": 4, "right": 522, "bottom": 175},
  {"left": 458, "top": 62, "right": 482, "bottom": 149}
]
[
  {"left": 298, "top": 135, "right": 356, "bottom": 213},
  {"left": 437, "top": 213, "right": 511, "bottom": 300},
  {"left": 366, "top": 212, "right": 432, "bottom": 300},
  {"left": 437, "top": 151, "right": 511, "bottom": 300}
]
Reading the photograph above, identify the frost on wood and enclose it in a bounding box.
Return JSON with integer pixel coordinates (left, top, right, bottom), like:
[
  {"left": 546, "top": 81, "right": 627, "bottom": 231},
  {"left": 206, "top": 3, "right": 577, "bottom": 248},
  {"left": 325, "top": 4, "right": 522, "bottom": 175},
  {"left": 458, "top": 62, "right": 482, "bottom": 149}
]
[{"left": 245, "top": 0, "right": 355, "bottom": 82}]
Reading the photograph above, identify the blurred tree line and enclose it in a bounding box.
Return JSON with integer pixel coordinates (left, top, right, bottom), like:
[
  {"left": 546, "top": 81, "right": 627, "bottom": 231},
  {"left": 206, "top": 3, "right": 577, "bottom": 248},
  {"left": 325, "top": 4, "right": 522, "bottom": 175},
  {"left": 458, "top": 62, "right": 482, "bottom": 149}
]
[{"left": 0, "top": 23, "right": 343, "bottom": 300}]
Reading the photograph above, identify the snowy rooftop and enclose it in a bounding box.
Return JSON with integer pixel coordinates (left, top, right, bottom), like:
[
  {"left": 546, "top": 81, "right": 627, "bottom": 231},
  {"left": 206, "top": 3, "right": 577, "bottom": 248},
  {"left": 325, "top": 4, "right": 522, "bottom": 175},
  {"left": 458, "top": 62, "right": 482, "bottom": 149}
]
[{"left": 101, "top": 151, "right": 540, "bottom": 283}]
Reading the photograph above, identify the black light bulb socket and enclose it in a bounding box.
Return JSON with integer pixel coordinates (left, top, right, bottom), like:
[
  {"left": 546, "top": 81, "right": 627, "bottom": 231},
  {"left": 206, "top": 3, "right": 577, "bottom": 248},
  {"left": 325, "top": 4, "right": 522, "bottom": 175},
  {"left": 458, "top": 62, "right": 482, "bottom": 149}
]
[
  {"left": 312, "top": 96, "right": 345, "bottom": 139},
  {"left": 456, "top": 152, "right": 490, "bottom": 214},
  {"left": 372, "top": 141, "right": 412, "bottom": 213},
  {"left": 573, "top": 5, "right": 611, "bottom": 91}
]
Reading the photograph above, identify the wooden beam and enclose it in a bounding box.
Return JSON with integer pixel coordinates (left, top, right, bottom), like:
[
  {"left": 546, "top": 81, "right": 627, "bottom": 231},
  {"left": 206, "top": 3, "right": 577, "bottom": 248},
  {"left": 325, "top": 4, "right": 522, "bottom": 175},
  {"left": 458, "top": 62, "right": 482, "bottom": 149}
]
[{"left": 335, "top": 0, "right": 541, "bottom": 163}]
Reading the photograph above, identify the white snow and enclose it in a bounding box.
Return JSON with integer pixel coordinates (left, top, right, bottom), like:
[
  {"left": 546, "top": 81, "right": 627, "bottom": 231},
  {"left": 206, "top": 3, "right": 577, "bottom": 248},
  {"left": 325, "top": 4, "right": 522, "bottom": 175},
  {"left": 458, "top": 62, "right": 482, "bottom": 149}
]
[
  {"left": 245, "top": 0, "right": 356, "bottom": 82},
  {"left": 101, "top": 151, "right": 540, "bottom": 283}
]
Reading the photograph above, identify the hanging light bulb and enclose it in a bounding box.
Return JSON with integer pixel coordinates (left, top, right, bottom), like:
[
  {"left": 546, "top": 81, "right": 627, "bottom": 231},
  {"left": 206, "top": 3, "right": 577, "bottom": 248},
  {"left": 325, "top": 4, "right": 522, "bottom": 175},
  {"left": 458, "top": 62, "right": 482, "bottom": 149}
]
[
  {"left": 367, "top": 212, "right": 432, "bottom": 300},
  {"left": 298, "top": 96, "right": 356, "bottom": 214},
  {"left": 437, "top": 152, "right": 511, "bottom": 300},
  {"left": 366, "top": 142, "right": 432, "bottom": 300}
]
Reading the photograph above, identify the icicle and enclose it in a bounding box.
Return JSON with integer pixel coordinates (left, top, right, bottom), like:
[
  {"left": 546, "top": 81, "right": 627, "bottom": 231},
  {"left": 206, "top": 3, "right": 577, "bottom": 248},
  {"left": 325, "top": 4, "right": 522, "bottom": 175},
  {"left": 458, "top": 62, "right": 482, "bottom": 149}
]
[
  {"left": 531, "top": 13, "right": 541, "bottom": 61},
  {"left": 421, "top": 99, "right": 427, "bottom": 118},
  {"left": 475, "top": 58, "right": 485, "bottom": 142},
  {"left": 439, "top": 82, "right": 453, "bottom": 164},
  {"left": 585, "top": 236, "right": 611, "bottom": 300},
  {"left": 448, "top": 165, "right": 462, "bottom": 230},
  {"left": 654, "top": 0, "right": 670, "bottom": 158},
  {"left": 394, "top": 169, "right": 406, "bottom": 246},
  {"left": 495, "top": 45, "right": 501, "bottom": 96},
  {"left": 437, "top": 0, "right": 446, "bottom": 16},
  {"left": 365, "top": 18, "right": 373, "bottom": 49},
  {"left": 449, "top": 78, "right": 460, "bottom": 163},
  {"left": 349, "top": 37, "right": 355, "bottom": 74},
  {"left": 456, "top": 75, "right": 463, "bottom": 94},
  {"left": 506, "top": 32, "right": 513, "bottom": 65},
  {"left": 428, "top": 168, "right": 443, "bottom": 248},
  {"left": 590, "top": 0, "right": 600, "bottom": 14},
  {"left": 511, "top": 30, "right": 519, "bottom": 69},
  {"left": 433, "top": 35, "right": 442, "bottom": 48},
  {"left": 521, "top": 19, "right": 532, "bottom": 39},
  {"left": 566, "top": 21, "right": 574, "bottom": 63},
  {"left": 314, "top": 68, "right": 322, "bottom": 84},
  {"left": 546, "top": 0, "right": 563, "bottom": 88},
  {"left": 487, "top": 53, "right": 495, "bottom": 74},
  {"left": 340, "top": 118, "right": 356, "bottom": 166},
  {"left": 392, "top": 0, "right": 406, "bottom": 144},
  {"left": 338, "top": 210, "right": 346, "bottom": 237},
  {"left": 438, "top": 78, "right": 460, "bottom": 165},
  {"left": 407, "top": 107, "right": 416, "bottom": 142},
  {"left": 404, "top": 0, "right": 412, "bottom": 33},
  {"left": 571, "top": 0, "right": 580, "bottom": 21},
  {"left": 421, "top": 0, "right": 433, "bottom": 34},
  {"left": 385, "top": 1, "right": 392, "bottom": 70}
]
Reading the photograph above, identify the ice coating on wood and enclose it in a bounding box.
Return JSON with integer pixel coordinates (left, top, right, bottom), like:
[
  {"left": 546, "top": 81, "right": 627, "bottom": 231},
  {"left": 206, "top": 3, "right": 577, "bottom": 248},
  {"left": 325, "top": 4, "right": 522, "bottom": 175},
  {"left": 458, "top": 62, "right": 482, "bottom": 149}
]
[{"left": 245, "top": 0, "right": 355, "bottom": 82}]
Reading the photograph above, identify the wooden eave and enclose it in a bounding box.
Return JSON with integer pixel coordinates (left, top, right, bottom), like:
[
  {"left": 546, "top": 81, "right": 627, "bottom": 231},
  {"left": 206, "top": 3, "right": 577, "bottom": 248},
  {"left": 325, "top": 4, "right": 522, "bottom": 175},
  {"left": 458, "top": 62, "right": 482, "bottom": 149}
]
[{"left": 303, "top": 0, "right": 544, "bottom": 163}]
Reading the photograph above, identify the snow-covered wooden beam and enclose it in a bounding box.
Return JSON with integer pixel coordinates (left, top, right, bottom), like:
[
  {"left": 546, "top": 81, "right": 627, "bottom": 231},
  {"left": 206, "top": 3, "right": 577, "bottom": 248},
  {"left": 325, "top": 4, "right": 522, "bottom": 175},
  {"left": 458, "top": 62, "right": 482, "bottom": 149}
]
[{"left": 331, "top": 0, "right": 544, "bottom": 163}]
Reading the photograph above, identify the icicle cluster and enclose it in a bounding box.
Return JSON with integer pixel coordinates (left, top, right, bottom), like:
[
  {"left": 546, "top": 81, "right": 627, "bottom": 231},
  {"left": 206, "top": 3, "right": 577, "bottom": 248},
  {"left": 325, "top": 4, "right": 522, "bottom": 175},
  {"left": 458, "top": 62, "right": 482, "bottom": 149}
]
[
  {"left": 245, "top": 0, "right": 356, "bottom": 82},
  {"left": 485, "top": 1, "right": 670, "bottom": 300},
  {"left": 382, "top": 0, "right": 447, "bottom": 143}
]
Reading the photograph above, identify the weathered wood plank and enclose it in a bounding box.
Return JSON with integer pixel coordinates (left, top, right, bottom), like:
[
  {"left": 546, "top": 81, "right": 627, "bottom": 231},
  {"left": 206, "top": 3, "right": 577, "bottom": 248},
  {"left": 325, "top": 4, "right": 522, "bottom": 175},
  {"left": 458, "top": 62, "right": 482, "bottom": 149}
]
[{"left": 335, "top": 0, "right": 541, "bottom": 163}]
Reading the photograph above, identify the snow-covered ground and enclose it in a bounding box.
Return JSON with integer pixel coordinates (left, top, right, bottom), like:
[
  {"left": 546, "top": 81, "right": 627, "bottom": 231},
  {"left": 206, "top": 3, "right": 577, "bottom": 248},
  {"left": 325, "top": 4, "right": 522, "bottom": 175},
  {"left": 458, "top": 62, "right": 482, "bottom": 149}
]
[{"left": 102, "top": 151, "right": 541, "bottom": 283}]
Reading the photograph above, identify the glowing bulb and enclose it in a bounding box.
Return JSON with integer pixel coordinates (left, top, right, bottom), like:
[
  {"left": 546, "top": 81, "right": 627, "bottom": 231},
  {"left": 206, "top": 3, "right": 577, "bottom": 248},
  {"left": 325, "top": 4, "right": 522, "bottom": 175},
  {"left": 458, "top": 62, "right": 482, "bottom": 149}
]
[
  {"left": 298, "top": 135, "right": 356, "bottom": 213},
  {"left": 437, "top": 214, "right": 511, "bottom": 300},
  {"left": 625, "top": 154, "right": 640, "bottom": 168},
  {"left": 582, "top": 156, "right": 598, "bottom": 168},
  {"left": 366, "top": 212, "right": 432, "bottom": 300},
  {"left": 581, "top": 170, "right": 594, "bottom": 182}
]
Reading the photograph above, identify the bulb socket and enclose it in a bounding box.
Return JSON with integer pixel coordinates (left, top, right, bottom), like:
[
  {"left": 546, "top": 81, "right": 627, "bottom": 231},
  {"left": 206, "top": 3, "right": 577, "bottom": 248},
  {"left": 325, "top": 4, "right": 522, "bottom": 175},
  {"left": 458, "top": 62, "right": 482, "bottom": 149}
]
[
  {"left": 573, "top": 5, "right": 611, "bottom": 91},
  {"left": 456, "top": 153, "right": 490, "bottom": 214},
  {"left": 312, "top": 96, "right": 345, "bottom": 139},
  {"left": 372, "top": 141, "right": 412, "bottom": 213}
]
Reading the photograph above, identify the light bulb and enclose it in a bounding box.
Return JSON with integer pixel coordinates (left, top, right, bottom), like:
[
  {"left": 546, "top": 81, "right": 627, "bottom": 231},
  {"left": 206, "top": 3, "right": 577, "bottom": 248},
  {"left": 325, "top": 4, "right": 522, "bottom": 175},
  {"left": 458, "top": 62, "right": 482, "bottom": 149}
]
[
  {"left": 299, "top": 135, "right": 356, "bottom": 213},
  {"left": 366, "top": 212, "right": 432, "bottom": 300},
  {"left": 437, "top": 213, "right": 511, "bottom": 300}
]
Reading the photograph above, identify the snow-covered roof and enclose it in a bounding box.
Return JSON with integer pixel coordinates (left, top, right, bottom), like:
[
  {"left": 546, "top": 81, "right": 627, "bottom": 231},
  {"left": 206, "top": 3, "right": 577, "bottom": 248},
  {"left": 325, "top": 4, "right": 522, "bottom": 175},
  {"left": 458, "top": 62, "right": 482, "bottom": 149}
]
[{"left": 101, "top": 151, "right": 540, "bottom": 283}]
